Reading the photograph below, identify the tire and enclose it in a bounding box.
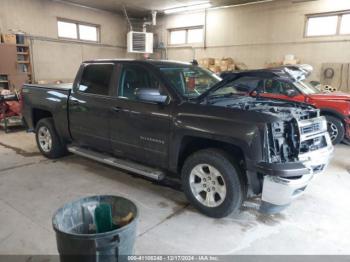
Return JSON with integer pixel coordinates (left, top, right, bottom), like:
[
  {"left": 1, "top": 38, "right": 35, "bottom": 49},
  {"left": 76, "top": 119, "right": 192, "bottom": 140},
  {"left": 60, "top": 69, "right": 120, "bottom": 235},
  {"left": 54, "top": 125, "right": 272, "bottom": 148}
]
[
  {"left": 181, "top": 148, "right": 244, "bottom": 218},
  {"left": 343, "top": 138, "right": 350, "bottom": 146},
  {"left": 35, "top": 118, "right": 67, "bottom": 159},
  {"left": 325, "top": 115, "right": 345, "bottom": 145}
]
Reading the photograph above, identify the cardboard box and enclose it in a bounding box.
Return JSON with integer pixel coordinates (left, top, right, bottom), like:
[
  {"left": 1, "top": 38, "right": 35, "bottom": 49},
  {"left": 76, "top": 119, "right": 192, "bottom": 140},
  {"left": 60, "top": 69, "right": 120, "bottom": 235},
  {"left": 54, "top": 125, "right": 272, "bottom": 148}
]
[
  {"left": 283, "top": 59, "right": 300, "bottom": 65},
  {"left": 221, "top": 64, "right": 236, "bottom": 72},
  {"left": 227, "top": 64, "right": 236, "bottom": 71},
  {"left": 201, "top": 58, "right": 215, "bottom": 67},
  {"left": 221, "top": 58, "right": 234, "bottom": 66},
  {"left": 1, "top": 34, "right": 16, "bottom": 44},
  {"left": 209, "top": 65, "right": 221, "bottom": 73},
  {"left": 199, "top": 60, "right": 209, "bottom": 69},
  {"left": 220, "top": 65, "right": 228, "bottom": 72},
  {"left": 235, "top": 63, "right": 248, "bottom": 70},
  {"left": 265, "top": 62, "right": 283, "bottom": 69}
]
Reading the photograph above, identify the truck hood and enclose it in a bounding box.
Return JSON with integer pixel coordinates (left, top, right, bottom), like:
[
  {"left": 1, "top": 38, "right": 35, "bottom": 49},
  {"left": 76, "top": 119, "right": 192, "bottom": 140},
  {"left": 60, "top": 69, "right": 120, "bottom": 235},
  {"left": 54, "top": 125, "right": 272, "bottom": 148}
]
[
  {"left": 208, "top": 96, "right": 318, "bottom": 121},
  {"left": 308, "top": 92, "right": 350, "bottom": 101}
]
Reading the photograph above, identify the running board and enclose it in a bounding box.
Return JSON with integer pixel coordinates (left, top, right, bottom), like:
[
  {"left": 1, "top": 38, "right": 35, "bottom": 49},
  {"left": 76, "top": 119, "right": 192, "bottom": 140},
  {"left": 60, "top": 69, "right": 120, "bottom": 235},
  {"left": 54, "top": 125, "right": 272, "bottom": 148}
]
[{"left": 67, "top": 146, "right": 165, "bottom": 181}]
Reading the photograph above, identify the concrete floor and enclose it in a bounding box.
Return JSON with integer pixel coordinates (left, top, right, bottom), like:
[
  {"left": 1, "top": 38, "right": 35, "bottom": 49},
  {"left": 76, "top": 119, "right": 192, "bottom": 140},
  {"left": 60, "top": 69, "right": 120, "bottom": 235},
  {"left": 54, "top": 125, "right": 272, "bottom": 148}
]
[{"left": 0, "top": 130, "right": 350, "bottom": 255}]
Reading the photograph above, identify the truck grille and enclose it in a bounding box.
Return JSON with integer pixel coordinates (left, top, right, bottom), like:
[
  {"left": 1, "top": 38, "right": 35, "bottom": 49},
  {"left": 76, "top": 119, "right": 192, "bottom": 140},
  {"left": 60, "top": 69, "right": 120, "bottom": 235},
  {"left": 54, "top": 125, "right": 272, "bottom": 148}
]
[
  {"left": 300, "top": 136, "right": 327, "bottom": 153},
  {"left": 298, "top": 117, "right": 328, "bottom": 154},
  {"left": 300, "top": 122, "right": 321, "bottom": 135},
  {"left": 298, "top": 117, "right": 327, "bottom": 138}
]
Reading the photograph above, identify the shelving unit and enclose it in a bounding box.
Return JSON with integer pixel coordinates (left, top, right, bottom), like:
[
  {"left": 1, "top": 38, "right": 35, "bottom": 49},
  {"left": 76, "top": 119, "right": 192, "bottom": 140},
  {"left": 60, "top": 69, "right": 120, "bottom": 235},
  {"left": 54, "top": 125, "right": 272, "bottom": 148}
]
[
  {"left": 0, "top": 36, "right": 33, "bottom": 91},
  {"left": 0, "top": 35, "right": 28, "bottom": 131},
  {"left": 16, "top": 44, "right": 32, "bottom": 84},
  {"left": 0, "top": 75, "right": 9, "bottom": 89}
]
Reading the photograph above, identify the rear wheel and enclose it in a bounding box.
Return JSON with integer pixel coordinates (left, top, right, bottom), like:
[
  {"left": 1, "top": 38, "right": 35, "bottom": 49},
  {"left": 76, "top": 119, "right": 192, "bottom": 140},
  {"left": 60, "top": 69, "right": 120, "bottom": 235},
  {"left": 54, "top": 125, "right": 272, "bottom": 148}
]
[
  {"left": 325, "top": 115, "right": 345, "bottom": 145},
  {"left": 181, "top": 149, "right": 244, "bottom": 218},
  {"left": 35, "top": 118, "right": 67, "bottom": 159}
]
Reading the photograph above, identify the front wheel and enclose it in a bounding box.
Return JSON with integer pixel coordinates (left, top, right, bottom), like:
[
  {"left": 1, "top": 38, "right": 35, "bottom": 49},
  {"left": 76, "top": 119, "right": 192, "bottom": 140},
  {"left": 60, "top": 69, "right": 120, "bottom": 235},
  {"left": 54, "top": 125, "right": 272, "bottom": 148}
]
[
  {"left": 35, "top": 118, "right": 67, "bottom": 159},
  {"left": 181, "top": 149, "right": 244, "bottom": 218},
  {"left": 325, "top": 115, "right": 345, "bottom": 145}
]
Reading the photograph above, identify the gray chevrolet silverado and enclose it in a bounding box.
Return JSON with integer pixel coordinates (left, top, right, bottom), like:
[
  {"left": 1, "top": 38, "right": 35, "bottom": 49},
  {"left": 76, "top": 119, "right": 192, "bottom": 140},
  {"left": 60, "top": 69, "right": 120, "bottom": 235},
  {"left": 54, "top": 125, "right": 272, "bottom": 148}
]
[{"left": 21, "top": 60, "right": 333, "bottom": 218}]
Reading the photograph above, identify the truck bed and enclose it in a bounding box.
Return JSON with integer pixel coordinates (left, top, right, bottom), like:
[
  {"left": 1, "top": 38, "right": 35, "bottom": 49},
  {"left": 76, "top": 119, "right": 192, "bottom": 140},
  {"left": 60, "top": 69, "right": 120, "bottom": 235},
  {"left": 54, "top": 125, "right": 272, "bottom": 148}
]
[
  {"left": 22, "top": 83, "right": 72, "bottom": 141},
  {"left": 24, "top": 83, "right": 73, "bottom": 90}
]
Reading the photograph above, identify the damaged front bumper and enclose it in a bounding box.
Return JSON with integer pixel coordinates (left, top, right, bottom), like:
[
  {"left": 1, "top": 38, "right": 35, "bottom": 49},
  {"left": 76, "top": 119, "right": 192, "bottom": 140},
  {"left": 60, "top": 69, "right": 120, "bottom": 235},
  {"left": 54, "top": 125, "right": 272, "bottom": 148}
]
[{"left": 257, "top": 131, "right": 334, "bottom": 214}]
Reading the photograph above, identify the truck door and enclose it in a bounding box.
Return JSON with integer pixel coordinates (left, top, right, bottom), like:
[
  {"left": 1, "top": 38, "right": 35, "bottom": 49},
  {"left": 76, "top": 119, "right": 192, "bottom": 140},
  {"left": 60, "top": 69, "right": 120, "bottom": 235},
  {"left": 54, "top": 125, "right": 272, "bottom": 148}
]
[
  {"left": 110, "top": 63, "right": 172, "bottom": 168},
  {"left": 68, "top": 63, "right": 115, "bottom": 152}
]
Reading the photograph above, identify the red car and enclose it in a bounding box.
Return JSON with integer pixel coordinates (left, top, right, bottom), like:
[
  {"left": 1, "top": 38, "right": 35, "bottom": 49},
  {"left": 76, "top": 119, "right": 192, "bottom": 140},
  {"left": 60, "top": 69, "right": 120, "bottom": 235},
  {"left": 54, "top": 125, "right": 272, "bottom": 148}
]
[{"left": 220, "top": 66, "right": 350, "bottom": 145}]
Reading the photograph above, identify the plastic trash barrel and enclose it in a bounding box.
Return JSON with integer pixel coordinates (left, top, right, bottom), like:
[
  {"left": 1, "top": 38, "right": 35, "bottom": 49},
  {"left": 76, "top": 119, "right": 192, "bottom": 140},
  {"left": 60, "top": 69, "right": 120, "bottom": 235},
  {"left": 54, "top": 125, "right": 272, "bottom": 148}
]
[{"left": 52, "top": 195, "right": 138, "bottom": 262}]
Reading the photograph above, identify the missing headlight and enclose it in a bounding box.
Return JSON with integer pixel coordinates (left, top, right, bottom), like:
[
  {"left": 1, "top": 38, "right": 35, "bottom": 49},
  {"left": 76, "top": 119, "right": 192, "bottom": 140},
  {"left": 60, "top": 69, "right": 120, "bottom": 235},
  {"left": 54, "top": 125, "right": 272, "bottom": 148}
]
[{"left": 267, "top": 120, "right": 299, "bottom": 163}]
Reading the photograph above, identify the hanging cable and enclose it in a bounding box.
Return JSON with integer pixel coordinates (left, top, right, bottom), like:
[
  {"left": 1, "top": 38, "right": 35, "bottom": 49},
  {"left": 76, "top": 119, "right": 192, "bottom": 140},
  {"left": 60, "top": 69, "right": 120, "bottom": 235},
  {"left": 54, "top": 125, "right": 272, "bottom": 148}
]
[{"left": 123, "top": 6, "right": 133, "bottom": 31}]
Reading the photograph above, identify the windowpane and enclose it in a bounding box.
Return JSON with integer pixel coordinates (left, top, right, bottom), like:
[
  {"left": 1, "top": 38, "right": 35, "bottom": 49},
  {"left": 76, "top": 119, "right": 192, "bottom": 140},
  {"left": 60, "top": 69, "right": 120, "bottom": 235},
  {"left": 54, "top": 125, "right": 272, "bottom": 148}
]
[
  {"left": 306, "top": 16, "right": 338, "bottom": 36},
  {"left": 160, "top": 66, "right": 220, "bottom": 98},
  {"left": 188, "top": 28, "right": 203, "bottom": 43},
  {"left": 79, "top": 64, "right": 113, "bottom": 96},
  {"left": 340, "top": 14, "right": 350, "bottom": 35},
  {"left": 58, "top": 21, "right": 77, "bottom": 39},
  {"left": 79, "top": 24, "right": 98, "bottom": 41},
  {"left": 170, "top": 30, "right": 186, "bottom": 45},
  {"left": 119, "top": 65, "right": 161, "bottom": 100}
]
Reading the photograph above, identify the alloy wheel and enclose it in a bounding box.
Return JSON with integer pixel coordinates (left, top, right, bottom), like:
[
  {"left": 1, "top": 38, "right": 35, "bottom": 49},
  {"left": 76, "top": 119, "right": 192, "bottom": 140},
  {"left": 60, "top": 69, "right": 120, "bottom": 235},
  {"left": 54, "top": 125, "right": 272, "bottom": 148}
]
[
  {"left": 38, "top": 126, "right": 52, "bottom": 153},
  {"left": 327, "top": 122, "right": 339, "bottom": 142},
  {"left": 189, "top": 164, "right": 227, "bottom": 208}
]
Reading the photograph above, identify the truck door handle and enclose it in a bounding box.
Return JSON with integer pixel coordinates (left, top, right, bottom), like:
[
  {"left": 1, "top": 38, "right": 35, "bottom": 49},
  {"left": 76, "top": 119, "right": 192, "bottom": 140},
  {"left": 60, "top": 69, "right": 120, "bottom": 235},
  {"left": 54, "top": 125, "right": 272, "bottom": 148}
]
[{"left": 111, "top": 106, "right": 122, "bottom": 113}]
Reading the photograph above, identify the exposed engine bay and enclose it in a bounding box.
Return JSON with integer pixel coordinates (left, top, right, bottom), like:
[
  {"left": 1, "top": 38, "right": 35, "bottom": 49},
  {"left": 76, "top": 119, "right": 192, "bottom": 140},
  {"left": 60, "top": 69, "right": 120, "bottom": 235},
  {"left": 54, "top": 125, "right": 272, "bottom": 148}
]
[
  {"left": 208, "top": 96, "right": 319, "bottom": 121},
  {"left": 208, "top": 96, "right": 328, "bottom": 166}
]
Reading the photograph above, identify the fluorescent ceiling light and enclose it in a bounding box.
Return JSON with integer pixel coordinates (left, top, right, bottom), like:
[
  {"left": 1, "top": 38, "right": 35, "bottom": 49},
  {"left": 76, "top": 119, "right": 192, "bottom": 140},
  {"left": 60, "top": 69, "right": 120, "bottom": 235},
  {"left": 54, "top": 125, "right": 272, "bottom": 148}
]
[
  {"left": 164, "top": 2, "right": 212, "bottom": 14},
  {"left": 211, "top": 0, "right": 273, "bottom": 10}
]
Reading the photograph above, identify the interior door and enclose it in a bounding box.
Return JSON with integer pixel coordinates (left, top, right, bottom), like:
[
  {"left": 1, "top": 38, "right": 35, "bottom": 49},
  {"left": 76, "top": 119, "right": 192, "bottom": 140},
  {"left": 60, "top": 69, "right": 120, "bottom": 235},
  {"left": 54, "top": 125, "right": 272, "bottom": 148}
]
[
  {"left": 109, "top": 64, "right": 172, "bottom": 168},
  {"left": 69, "top": 63, "right": 115, "bottom": 152}
]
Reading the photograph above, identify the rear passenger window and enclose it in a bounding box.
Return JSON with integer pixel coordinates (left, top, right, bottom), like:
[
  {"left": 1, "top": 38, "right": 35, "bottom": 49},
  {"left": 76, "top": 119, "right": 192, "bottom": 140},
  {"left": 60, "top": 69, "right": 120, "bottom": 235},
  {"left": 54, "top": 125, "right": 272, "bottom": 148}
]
[{"left": 78, "top": 64, "right": 113, "bottom": 96}]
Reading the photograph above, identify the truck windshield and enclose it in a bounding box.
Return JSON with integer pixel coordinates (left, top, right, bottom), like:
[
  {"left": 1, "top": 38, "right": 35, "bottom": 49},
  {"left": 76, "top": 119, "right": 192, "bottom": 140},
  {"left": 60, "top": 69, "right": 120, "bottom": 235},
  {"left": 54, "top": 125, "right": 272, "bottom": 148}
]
[{"left": 160, "top": 66, "right": 221, "bottom": 98}]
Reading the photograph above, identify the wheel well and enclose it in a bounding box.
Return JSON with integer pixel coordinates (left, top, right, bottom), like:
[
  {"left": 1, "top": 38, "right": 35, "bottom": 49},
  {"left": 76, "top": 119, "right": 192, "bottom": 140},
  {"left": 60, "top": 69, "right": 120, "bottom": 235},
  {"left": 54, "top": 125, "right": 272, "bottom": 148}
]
[
  {"left": 177, "top": 136, "right": 246, "bottom": 175},
  {"left": 320, "top": 110, "right": 345, "bottom": 126},
  {"left": 32, "top": 109, "right": 52, "bottom": 129}
]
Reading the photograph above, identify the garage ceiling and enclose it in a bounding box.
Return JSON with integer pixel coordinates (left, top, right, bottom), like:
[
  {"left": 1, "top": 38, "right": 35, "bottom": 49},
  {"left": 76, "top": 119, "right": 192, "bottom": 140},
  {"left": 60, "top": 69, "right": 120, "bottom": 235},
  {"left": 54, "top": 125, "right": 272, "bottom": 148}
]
[{"left": 56, "top": 0, "right": 275, "bottom": 16}]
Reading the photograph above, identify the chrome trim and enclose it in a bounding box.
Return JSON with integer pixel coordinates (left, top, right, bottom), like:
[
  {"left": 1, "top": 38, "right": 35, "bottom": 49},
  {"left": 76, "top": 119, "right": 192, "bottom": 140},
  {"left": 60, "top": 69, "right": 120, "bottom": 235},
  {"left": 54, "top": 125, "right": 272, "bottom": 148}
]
[
  {"left": 299, "top": 133, "right": 334, "bottom": 173},
  {"left": 262, "top": 173, "right": 313, "bottom": 206},
  {"left": 261, "top": 117, "right": 333, "bottom": 210},
  {"left": 298, "top": 116, "right": 327, "bottom": 141}
]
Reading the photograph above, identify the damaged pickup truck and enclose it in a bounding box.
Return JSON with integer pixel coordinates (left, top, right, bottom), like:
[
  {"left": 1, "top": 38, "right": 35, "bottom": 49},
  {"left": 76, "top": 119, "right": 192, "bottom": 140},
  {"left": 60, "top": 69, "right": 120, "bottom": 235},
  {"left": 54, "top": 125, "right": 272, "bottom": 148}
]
[{"left": 22, "top": 60, "right": 333, "bottom": 218}]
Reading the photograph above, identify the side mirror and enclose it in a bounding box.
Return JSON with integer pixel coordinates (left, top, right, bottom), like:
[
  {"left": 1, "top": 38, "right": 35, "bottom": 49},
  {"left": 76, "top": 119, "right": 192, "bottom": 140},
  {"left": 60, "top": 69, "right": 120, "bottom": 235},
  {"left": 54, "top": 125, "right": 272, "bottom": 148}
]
[
  {"left": 135, "top": 88, "right": 168, "bottom": 104},
  {"left": 285, "top": 89, "right": 298, "bottom": 97}
]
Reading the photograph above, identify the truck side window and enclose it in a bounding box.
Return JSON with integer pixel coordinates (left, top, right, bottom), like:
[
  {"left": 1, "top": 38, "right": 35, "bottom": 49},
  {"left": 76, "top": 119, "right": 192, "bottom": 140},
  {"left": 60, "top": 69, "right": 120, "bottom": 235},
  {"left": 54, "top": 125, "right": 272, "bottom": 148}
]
[
  {"left": 263, "top": 80, "right": 298, "bottom": 95},
  {"left": 78, "top": 64, "right": 113, "bottom": 96},
  {"left": 264, "top": 80, "right": 281, "bottom": 94},
  {"left": 119, "top": 65, "right": 160, "bottom": 100}
]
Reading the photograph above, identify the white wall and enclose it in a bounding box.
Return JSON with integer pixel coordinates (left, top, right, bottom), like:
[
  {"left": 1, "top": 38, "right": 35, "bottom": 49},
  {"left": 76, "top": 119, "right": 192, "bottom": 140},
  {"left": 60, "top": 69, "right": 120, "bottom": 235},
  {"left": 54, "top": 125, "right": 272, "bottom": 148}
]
[
  {"left": 156, "top": 0, "right": 350, "bottom": 80},
  {"left": 0, "top": 0, "right": 129, "bottom": 82}
]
